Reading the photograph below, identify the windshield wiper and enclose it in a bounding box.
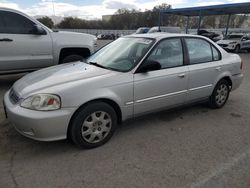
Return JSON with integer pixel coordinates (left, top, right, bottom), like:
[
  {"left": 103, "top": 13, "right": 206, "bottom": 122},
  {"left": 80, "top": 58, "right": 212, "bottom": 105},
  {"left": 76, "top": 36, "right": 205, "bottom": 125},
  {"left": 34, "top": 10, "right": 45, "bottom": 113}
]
[
  {"left": 88, "top": 61, "right": 108, "bottom": 69},
  {"left": 88, "top": 61, "right": 122, "bottom": 72}
]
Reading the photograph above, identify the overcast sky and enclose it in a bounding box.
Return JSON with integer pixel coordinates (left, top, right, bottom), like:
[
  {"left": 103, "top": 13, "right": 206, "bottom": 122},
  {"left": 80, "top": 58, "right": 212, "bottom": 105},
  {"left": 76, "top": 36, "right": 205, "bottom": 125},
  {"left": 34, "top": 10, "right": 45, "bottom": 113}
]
[{"left": 0, "top": 0, "right": 248, "bottom": 19}]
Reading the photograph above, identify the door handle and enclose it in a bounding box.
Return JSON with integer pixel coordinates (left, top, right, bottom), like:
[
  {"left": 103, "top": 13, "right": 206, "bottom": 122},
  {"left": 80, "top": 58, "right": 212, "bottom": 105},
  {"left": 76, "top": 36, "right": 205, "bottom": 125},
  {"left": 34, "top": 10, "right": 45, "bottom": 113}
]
[
  {"left": 178, "top": 74, "right": 186, "bottom": 78},
  {"left": 0, "top": 38, "right": 13, "bottom": 42},
  {"left": 215, "top": 67, "right": 221, "bottom": 71}
]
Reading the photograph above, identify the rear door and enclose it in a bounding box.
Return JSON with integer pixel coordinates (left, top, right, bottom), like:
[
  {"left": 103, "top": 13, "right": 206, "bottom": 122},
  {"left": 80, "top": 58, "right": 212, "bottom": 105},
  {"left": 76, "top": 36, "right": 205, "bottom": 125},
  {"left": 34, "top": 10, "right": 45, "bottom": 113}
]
[
  {"left": 0, "top": 10, "right": 53, "bottom": 73},
  {"left": 184, "top": 37, "right": 222, "bottom": 102}
]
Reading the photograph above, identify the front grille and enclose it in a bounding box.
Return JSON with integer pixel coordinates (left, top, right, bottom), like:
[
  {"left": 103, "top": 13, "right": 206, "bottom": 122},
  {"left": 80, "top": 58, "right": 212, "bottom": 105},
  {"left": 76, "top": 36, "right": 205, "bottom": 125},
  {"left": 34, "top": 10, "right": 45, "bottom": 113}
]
[
  {"left": 9, "top": 88, "right": 20, "bottom": 104},
  {"left": 218, "top": 44, "right": 228, "bottom": 47}
]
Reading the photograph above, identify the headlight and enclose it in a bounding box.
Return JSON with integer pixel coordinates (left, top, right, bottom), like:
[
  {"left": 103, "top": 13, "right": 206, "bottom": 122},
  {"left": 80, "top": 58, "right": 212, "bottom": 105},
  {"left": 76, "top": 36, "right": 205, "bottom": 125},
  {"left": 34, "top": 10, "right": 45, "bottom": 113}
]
[
  {"left": 21, "top": 94, "right": 61, "bottom": 111},
  {"left": 229, "top": 41, "right": 237, "bottom": 44}
]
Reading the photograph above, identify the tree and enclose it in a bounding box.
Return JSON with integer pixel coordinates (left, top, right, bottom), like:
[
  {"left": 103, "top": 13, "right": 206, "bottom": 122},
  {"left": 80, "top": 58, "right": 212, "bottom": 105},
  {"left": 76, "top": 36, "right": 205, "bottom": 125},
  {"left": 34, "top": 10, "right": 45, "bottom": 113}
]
[
  {"left": 54, "top": 3, "right": 250, "bottom": 30},
  {"left": 37, "top": 17, "right": 54, "bottom": 28}
]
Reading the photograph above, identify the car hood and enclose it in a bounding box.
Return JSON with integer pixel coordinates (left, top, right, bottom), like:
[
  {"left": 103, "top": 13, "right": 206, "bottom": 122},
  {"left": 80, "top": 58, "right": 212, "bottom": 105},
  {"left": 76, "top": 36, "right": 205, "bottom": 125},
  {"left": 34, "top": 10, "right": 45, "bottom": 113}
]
[
  {"left": 217, "top": 39, "right": 239, "bottom": 44},
  {"left": 13, "top": 62, "right": 112, "bottom": 96}
]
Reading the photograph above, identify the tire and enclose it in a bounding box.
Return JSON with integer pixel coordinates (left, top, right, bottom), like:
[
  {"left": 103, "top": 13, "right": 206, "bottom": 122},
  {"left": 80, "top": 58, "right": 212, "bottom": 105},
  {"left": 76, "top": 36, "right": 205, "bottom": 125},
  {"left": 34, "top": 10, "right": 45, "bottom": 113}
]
[
  {"left": 61, "top": 54, "right": 84, "bottom": 64},
  {"left": 69, "top": 102, "right": 117, "bottom": 149},
  {"left": 208, "top": 79, "right": 230, "bottom": 109},
  {"left": 234, "top": 45, "right": 240, "bottom": 53}
]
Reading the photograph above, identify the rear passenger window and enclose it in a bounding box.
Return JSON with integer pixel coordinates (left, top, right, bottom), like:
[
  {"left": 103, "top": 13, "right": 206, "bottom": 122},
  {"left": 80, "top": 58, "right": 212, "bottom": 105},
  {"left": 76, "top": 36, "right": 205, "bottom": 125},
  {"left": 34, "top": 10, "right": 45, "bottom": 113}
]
[
  {"left": 212, "top": 46, "right": 220, "bottom": 61},
  {"left": 147, "top": 38, "right": 183, "bottom": 69},
  {"left": 185, "top": 38, "right": 213, "bottom": 64}
]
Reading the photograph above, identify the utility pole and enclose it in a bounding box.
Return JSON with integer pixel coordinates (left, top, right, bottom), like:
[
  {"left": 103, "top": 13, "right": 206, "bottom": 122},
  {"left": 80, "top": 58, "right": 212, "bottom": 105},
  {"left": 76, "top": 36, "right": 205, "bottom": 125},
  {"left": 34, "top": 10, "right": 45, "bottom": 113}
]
[{"left": 52, "top": 0, "right": 55, "bottom": 16}]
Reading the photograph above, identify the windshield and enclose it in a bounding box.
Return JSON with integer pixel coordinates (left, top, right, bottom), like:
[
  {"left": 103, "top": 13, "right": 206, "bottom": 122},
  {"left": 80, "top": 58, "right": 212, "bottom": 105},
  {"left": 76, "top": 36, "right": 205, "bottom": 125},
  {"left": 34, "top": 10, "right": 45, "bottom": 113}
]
[
  {"left": 135, "top": 28, "right": 149, "bottom": 34},
  {"left": 224, "top": 35, "right": 243, "bottom": 40},
  {"left": 148, "top": 27, "right": 158, "bottom": 33},
  {"left": 135, "top": 28, "right": 144, "bottom": 34},
  {"left": 87, "top": 37, "right": 154, "bottom": 72}
]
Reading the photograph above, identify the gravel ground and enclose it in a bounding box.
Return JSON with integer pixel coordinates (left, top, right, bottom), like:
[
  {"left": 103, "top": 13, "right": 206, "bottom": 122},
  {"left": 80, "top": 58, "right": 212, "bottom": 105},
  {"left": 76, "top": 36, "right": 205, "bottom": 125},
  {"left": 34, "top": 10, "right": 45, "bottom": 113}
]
[{"left": 0, "top": 42, "right": 250, "bottom": 188}]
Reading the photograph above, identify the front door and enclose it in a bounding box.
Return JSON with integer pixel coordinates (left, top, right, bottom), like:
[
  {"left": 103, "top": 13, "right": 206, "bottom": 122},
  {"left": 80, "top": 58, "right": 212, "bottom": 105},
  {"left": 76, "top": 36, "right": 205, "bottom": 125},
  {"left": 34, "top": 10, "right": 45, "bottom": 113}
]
[
  {"left": 0, "top": 10, "right": 53, "bottom": 73},
  {"left": 241, "top": 36, "right": 250, "bottom": 50},
  {"left": 133, "top": 38, "right": 188, "bottom": 115}
]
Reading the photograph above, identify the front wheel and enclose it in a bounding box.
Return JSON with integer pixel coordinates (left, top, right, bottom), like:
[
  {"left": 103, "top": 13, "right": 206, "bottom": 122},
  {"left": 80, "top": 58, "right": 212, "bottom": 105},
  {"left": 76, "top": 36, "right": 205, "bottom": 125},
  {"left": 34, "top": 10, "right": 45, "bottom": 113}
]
[
  {"left": 69, "top": 102, "right": 117, "bottom": 149},
  {"left": 208, "top": 79, "right": 230, "bottom": 109}
]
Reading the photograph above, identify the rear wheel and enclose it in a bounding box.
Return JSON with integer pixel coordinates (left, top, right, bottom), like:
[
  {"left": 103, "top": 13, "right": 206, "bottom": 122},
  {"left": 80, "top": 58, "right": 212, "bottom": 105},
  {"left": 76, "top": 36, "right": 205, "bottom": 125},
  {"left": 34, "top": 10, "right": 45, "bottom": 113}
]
[
  {"left": 208, "top": 79, "right": 230, "bottom": 109},
  {"left": 69, "top": 102, "right": 117, "bottom": 149},
  {"left": 61, "top": 54, "right": 84, "bottom": 64}
]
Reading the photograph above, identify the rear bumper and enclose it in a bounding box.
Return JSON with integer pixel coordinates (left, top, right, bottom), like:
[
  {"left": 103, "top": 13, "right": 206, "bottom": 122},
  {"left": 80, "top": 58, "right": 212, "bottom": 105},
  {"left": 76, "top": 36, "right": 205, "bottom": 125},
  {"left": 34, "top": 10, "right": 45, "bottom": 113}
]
[
  {"left": 4, "top": 90, "right": 76, "bottom": 141},
  {"left": 231, "top": 73, "right": 243, "bottom": 91}
]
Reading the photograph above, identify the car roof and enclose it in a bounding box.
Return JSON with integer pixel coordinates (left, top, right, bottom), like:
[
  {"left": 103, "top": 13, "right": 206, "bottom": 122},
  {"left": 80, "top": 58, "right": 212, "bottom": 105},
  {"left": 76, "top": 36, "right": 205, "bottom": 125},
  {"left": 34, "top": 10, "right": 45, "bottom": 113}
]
[
  {"left": 228, "top": 33, "right": 244, "bottom": 36},
  {"left": 127, "top": 32, "right": 207, "bottom": 40},
  {"left": 0, "top": 7, "right": 19, "bottom": 12}
]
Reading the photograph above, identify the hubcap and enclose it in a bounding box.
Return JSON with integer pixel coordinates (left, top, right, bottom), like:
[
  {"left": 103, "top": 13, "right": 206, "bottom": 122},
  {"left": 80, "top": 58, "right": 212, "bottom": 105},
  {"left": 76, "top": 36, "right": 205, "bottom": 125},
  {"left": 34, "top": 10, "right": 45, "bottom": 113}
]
[
  {"left": 215, "top": 84, "right": 228, "bottom": 106},
  {"left": 81, "top": 111, "right": 112, "bottom": 144}
]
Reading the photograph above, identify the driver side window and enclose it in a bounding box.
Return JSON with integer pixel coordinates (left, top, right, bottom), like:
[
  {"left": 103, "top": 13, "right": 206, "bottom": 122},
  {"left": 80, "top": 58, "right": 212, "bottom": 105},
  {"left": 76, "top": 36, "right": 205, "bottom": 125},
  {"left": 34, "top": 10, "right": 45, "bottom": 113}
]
[
  {"left": 0, "top": 10, "right": 35, "bottom": 34},
  {"left": 147, "top": 38, "right": 183, "bottom": 69}
]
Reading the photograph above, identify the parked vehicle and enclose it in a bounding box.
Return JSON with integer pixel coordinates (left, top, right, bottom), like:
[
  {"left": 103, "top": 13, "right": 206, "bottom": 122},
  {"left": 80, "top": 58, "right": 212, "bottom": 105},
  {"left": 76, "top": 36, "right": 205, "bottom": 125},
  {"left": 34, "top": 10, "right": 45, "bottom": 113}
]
[
  {"left": 216, "top": 33, "right": 250, "bottom": 53},
  {"left": 148, "top": 26, "right": 181, "bottom": 34},
  {"left": 97, "top": 34, "right": 116, "bottom": 40},
  {"left": 0, "top": 8, "right": 96, "bottom": 74},
  {"left": 4, "top": 33, "right": 243, "bottom": 148},
  {"left": 135, "top": 27, "right": 149, "bottom": 34},
  {"left": 198, "top": 29, "right": 222, "bottom": 42}
]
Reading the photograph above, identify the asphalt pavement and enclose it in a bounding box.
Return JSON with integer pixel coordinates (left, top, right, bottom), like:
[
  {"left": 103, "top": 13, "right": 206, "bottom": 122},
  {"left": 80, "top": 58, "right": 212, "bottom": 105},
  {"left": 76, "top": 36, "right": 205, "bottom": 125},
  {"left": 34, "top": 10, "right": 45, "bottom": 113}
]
[{"left": 0, "top": 42, "right": 250, "bottom": 188}]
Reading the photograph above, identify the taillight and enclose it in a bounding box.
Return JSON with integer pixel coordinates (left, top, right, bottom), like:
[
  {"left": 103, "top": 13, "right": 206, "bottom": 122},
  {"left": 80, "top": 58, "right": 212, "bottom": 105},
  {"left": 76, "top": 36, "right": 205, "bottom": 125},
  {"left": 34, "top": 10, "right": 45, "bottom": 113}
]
[{"left": 240, "top": 61, "right": 243, "bottom": 71}]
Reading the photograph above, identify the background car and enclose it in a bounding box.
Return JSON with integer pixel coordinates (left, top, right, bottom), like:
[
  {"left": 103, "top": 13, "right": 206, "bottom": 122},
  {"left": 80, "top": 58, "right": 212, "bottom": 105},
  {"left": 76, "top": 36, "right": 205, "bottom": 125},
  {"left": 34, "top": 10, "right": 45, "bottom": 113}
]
[
  {"left": 198, "top": 29, "right": 222, "bottom": 42},
  {"left": 216, "top": 33, "right": 250, "bottom": 53},
  {"left": 148, "top": 26, "right": 181, "bottom": 34},
  {"left": 0, "top": 8, "right": 96, "bottom": 75},
  {"left": 135, "top": 27, "right": 149, "bottom": 34},
  {"left": 97, "top": 33, "right": 116, "bottom": 40}
]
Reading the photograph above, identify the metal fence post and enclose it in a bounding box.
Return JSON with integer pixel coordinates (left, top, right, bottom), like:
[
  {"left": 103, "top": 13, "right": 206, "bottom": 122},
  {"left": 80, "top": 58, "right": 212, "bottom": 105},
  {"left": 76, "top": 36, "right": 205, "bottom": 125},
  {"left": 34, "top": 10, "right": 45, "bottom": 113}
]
[
  {"left": 186, "top": 16, "right": 190, "bottom": 34},
  {"left": 197, "top": 10, "right": 202, "bottom": 34},
  {"left": 225, "top": 14, "right": 231, "bottom": 37}
]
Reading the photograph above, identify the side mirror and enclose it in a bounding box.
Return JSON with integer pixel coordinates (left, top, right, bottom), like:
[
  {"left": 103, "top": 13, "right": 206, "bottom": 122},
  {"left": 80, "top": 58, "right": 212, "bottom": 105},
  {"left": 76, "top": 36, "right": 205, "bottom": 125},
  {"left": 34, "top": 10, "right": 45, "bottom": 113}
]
[
  {"left": 30, "top": 25, "right": 46, "bottom": 35},
  {"left": 137, "top": 60, "right": 161, "bottom": 73}
]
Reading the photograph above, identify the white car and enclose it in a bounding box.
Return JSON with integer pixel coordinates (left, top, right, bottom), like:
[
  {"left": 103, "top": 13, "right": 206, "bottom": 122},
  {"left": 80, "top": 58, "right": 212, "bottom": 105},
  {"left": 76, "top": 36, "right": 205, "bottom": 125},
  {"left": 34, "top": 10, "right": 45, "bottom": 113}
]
[
  {"left": 0, "top": 8, "right": 97, "bottom": 74},
  {"left": 148, "top": 26, "right": 181, "bottom": 34},
  {"left": 216, "top": 34, "right": 250, "bottom": 53}
]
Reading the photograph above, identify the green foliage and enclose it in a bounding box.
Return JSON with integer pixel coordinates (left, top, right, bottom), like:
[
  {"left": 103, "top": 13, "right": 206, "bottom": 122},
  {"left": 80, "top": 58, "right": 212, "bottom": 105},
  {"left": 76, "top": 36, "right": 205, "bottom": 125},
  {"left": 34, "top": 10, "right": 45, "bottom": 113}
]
[
  {"left": 57, "top": 17, "right": 111, "bottom": 29},
  {"left": 37, "top": 17, "right": 54, "bottom": 29}
]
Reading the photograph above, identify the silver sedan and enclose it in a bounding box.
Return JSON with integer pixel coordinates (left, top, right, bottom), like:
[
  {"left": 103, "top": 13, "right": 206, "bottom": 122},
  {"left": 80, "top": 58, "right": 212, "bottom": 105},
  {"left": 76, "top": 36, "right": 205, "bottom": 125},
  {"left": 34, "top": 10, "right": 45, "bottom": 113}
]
[{"left": 4, "top": 33, "right": 243, "bottom": 148}]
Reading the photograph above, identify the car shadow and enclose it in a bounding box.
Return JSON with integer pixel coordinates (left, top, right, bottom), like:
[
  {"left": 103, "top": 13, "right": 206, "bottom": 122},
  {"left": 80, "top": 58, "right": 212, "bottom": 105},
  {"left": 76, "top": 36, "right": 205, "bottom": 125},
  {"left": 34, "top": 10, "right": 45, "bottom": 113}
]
[
  {"left": 0, "top": 92, "right": 210, "bottom": 157},
  {"left": 117, "top": 103, "right": 209, "bottom": 134}
]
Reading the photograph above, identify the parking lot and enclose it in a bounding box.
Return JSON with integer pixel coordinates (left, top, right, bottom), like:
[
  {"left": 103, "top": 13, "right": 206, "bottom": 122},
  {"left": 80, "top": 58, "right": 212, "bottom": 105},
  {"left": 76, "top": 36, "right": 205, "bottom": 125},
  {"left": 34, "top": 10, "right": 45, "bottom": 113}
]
[{"left": 0, "top": 41, "right": 250, "bottom": 187}]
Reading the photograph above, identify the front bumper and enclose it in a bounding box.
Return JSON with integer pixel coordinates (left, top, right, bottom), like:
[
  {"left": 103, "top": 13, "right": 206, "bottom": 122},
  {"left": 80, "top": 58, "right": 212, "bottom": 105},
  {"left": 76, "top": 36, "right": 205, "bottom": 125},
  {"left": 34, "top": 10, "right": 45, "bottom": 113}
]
[
  {"left": 231, "top": 73, "right": 243, "bottom": 91},
  {"left": 4, "top": 90, "right": 76, "bottom": 141},
  {"left": 217, "top": 43, "right": 236, "bottom": 51}
]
